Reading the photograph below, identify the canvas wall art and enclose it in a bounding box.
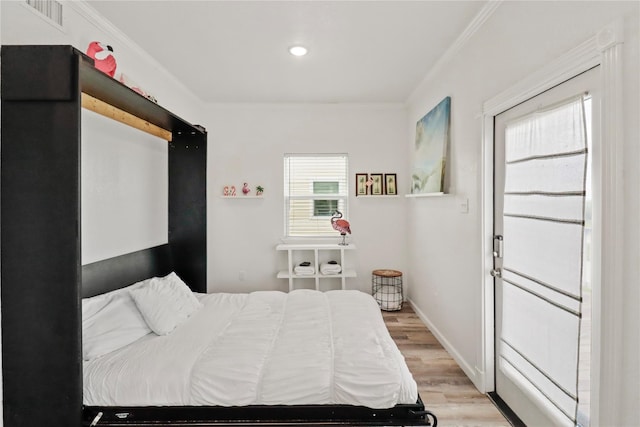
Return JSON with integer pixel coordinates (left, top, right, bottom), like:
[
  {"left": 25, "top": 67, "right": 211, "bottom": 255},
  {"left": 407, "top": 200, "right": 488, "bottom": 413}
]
[{"left": 411, "top": 96, "right": 451, "bottom": 194}]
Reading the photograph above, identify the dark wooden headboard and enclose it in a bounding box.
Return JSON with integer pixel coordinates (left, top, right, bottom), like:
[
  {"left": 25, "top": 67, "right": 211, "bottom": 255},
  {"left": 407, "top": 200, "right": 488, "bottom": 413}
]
[{"left": 82, "top": 244, "right": 173, "bottom": 298}]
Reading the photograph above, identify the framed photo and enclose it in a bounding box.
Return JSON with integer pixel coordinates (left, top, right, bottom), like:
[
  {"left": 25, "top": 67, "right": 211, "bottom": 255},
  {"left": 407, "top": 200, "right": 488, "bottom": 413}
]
[
  {"left": 370, "top": 173, "right": 384, "bottom": 196},
  {"left": 356, "top": 173, "right": 369, "bottom": 196},
  {"left": 384, "top": 173, "right": 397, "bottom": 195}
]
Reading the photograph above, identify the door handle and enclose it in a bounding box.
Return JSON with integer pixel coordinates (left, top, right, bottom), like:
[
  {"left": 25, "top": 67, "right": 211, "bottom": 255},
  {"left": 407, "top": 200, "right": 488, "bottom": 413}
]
[
  {"left": 493, "top": 235, "right": 503, "bottom": 258},
  {"left": 490, "top": 268, "right": 502, "bottom": 278}
]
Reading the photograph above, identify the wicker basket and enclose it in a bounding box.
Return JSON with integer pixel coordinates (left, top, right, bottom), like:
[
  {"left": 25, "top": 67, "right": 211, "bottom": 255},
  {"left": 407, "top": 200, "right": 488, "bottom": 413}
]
[{"left": 372, "top": 269, "right": 403, "bottom": 311}]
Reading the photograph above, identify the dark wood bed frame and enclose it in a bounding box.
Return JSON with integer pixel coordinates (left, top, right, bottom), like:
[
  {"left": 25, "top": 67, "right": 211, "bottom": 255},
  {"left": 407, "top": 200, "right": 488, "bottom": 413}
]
[{"left": 1, "top": 45, "right": 436, "bottom": 427}]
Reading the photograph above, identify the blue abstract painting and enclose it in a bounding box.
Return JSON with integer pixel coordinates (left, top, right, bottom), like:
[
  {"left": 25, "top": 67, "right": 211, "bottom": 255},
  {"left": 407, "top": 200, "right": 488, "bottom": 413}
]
[{"left": 412, "top": 96, "right": 451, "bottom": 194}]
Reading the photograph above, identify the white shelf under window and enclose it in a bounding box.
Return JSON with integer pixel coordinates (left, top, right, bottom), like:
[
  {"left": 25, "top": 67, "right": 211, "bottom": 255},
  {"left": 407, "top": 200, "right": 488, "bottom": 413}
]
[{"left": 276, "top": 243, "right": 356, "bottom": 292}]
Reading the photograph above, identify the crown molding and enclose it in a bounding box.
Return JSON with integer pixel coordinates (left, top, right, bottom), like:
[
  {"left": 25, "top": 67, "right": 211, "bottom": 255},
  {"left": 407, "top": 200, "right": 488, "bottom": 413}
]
[
  {"left": 205, "top": 101, "right": 406, "bottom": 111},
  {"left": 406, "top": 0, "right": 503, "bottom": 105}
]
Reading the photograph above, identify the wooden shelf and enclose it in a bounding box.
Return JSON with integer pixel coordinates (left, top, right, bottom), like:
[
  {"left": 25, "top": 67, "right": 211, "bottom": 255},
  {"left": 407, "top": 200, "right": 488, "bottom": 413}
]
[
  {"left": 220, "top": 196, "right": 264, "bottom": 199},
  {"left": 2, "top": 45, "right": 205, "bottom": 140},
  {"left": 78, "top": 51, "right": 203, "bottom": 136},
  {"left": 405, "top": 192, "right": 446, "bottom": 198}
]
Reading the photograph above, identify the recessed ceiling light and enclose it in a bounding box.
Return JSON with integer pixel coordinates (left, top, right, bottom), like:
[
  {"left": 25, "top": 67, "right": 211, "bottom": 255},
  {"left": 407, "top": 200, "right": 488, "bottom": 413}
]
[{"left": 289, "top": 46, "right": 308, "bottom": 57}]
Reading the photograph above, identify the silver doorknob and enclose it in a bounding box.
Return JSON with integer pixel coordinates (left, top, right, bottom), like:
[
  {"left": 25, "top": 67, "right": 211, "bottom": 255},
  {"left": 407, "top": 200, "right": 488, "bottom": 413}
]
[{"left": 490, "top": 269, "right": 502, "bottom": 278}]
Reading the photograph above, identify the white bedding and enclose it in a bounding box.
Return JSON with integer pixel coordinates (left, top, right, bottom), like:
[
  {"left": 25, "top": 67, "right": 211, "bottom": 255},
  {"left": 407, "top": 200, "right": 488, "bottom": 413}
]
[{"left": 83, "top": 289, "right": 417, "bottom": 409}]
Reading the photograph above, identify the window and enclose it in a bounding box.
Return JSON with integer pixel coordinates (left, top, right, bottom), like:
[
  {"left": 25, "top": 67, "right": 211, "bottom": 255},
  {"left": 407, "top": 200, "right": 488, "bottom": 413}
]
[
  {"left": 284, "top": 154, "right": 348, "bottom": 237},
  {"left": 313, "top": 182, "right": 339, "bottom": 216}
]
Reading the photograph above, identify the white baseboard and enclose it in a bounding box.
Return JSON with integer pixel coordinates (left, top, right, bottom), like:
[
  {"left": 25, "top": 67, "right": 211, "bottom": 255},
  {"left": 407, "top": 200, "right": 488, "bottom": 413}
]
[{"left": 407, "top": 298, "right": 485, "bottom": 392}]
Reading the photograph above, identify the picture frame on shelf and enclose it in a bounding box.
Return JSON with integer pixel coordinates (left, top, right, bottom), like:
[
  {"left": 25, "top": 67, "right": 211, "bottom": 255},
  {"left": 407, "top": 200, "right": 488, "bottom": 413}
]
[
  {"left": 356, "top": 173, "right": 369, "bottom": 196},
  {"left": 384, "top": 173, "right": 397, "bottom": 195},
  {"left": 370, "top": 173, "right": 384, "bottom": 196},
  {"left": 411, "top": 96, "right": 451, "bottom": 195}
]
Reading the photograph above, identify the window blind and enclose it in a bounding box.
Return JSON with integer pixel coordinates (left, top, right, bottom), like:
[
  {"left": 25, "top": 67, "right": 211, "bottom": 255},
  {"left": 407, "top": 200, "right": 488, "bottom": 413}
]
[
  {"left": 284, "top": 154, "right": 348, "bottom": 237},
  {"left": 499, "top": 96, "right": 588, "bottom": 427}
]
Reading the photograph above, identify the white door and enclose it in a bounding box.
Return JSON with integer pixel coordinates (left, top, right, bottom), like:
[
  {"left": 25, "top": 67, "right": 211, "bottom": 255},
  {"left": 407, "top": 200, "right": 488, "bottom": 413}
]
[{"left": 494, "top": 67, "right": 598, "bottom": 427}]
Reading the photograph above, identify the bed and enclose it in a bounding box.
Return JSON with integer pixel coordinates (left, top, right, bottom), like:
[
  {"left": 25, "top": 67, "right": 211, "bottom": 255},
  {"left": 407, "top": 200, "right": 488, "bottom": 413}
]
[{"left": 81, "top": 246, "right": 436, "bottom": 426}]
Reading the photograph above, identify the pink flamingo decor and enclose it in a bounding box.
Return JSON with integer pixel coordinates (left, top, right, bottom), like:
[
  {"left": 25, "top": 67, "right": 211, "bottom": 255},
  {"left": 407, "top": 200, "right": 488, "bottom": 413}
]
[
  {"left": 331, "top": 210, "right": 351, "bottom": 246},
  {"left": 86, "top": 41, "right": 117, "bottom": 77},
  {"left": 242, "top": 182, "right": 251, "bottom": 195}
]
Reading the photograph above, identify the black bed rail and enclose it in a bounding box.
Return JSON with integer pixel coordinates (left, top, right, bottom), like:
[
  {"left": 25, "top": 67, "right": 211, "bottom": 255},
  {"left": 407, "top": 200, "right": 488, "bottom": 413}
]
[{"left": 83, "top": 398, "right": 437, "bottom": 426}]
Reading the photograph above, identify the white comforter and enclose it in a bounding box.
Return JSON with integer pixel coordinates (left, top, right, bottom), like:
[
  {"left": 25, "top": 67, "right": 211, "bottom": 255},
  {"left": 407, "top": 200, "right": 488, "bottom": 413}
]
[{"left": 83, "top": 289, "right": 417, "bottom": 408}]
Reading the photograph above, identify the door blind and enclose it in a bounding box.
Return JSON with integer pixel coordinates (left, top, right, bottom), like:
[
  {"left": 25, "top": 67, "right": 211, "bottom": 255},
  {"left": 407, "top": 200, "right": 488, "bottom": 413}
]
[{"left": 499, "top": 96, "right": 588, "bottom": 426}]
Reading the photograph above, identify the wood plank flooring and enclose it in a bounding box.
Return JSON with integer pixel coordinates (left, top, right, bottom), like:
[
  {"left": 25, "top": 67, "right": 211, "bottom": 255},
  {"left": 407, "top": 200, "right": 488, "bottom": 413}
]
[{"left": 383, "top": 304, "right": 510, "bottom": 427}]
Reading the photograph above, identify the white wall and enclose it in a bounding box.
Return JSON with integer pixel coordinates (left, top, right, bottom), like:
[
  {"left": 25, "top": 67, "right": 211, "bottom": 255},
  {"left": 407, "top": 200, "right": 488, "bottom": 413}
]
[
  {"left": 205, "top": 104, "right": 408, "bottom": 295},
  {"left": 81, "top": 111, "right": 169, "bottom": 264},
  {"left": 405, "top": 1, "right": 639, "bottom": 425}
]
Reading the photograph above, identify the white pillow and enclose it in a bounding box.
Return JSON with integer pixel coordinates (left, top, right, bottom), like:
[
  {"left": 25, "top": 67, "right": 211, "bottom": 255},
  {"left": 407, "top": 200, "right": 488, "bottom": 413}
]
[
  {"left": 82, "top": 276, "right": 155, "bottom": 318},
  {"left": 82, "top": 293, "right": 152, "bottom": 361},
  {"left": 129, "top": 272, "right": 202, "bottom": 335}
]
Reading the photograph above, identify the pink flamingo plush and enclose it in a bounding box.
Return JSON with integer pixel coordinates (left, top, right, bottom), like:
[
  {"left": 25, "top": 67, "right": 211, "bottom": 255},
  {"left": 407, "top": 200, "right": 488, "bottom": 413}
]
[{"left": 86, "top": 41, "right": 117, "bottom": 77}]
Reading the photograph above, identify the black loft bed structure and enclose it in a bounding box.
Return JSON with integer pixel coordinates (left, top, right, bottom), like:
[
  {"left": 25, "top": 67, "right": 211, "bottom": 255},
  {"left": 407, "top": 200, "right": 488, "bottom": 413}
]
[{"left": 1, "top": 45, "right": 435, "bottom": 427}]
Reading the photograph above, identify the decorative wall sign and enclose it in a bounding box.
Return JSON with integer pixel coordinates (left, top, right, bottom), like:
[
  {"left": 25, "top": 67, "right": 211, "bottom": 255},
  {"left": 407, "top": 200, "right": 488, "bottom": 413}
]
[
  {"left": 412, "top": 96, "right": 451, "bottom": 194},
  {"left": 222, "top": 183, "right": 264, "bottom": 198}
]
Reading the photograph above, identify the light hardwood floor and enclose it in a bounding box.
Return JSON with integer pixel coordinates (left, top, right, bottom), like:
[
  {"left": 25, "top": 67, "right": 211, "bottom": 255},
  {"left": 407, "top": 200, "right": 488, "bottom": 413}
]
[{"left": 383, "top": 304, "right": 510, "bottom": 427}]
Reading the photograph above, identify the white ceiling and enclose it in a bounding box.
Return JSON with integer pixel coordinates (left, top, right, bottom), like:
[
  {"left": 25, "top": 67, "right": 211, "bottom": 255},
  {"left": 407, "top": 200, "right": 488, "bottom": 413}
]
[{"left": 87, "top": 1, "right": 488, "bottom": 104}]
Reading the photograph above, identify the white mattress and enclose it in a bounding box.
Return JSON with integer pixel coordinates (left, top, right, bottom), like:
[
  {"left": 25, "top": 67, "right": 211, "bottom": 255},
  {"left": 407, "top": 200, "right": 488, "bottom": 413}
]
[{"left": 83, "top": 289, "right": 417, "bottom": 408}]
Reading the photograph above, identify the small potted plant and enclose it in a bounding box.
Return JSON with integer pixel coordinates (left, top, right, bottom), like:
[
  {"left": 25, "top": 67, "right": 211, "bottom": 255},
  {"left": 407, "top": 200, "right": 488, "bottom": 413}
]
[{"left": 256, "top": 185, "right": 264, "bottom": 196}]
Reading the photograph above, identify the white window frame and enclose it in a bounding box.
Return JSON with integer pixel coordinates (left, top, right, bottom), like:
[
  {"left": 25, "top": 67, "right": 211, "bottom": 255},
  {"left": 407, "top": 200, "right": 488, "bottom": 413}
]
[{"left": 284, "top": 154, "right": 349, "bottom": 238}]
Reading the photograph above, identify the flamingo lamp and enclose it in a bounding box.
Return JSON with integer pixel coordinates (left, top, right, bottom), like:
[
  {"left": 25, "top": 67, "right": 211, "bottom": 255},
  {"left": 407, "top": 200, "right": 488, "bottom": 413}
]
[{"left": 331, "top": 211, "right": 351, "bottom": 246}]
